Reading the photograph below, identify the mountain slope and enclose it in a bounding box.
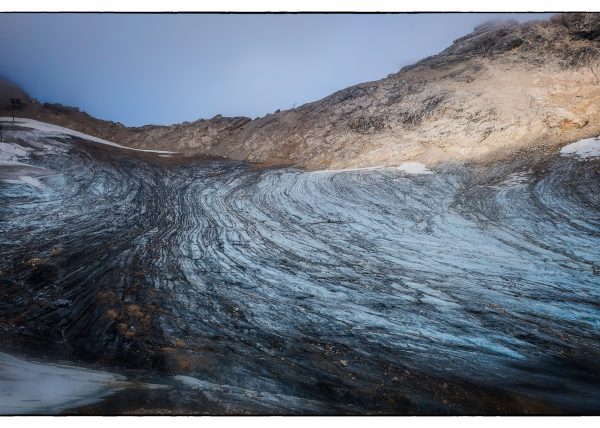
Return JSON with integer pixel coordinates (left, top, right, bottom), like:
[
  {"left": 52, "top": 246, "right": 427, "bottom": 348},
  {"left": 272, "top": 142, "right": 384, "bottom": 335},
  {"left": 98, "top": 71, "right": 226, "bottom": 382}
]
[{"left": 2, "top": 13, "right": 600, "bottom": 169}]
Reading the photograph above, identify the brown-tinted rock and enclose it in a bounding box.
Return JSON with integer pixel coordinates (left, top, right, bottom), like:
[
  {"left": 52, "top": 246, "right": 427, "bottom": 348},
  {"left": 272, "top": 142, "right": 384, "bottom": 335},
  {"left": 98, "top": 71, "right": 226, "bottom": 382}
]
[{"left": 2, "top": 13, "right": 600, "bottom": 170}]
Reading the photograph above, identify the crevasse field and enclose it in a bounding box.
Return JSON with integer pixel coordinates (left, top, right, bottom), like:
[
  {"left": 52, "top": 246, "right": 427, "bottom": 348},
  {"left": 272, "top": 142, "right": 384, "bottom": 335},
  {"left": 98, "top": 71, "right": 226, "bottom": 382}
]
[{"left": 0, "top": 119, "right": 599, "bottom": 414}]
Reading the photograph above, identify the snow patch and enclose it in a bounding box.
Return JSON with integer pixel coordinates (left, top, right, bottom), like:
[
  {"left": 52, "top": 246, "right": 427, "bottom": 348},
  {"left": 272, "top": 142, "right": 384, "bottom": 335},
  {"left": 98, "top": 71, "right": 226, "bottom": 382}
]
[
  {"left": 314, "top": 162, "right": 433, "bottom": 175},
  {"left": 0, "top": 117, "right": 177, "bottom": 155},
  {"left": 396, "top": 162, "right": 433, "bottom": 175},
  {"left": 560, "top": 136, "right": 600, "bottom": 158},
  {"left": 0, "top": 351, "right": 126, "bottom": 415}
]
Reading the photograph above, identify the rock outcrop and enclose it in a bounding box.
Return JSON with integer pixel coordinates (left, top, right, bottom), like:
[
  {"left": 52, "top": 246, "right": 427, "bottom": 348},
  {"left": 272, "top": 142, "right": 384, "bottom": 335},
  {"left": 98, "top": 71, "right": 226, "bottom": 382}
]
[{"left": 2, "top": 12, "right": 600, "bottom": 169}]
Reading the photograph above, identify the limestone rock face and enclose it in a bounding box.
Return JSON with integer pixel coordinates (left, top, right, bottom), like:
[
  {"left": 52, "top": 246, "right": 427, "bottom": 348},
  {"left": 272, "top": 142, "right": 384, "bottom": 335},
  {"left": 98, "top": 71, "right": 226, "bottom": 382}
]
[
  {"left": 554, "top": 12, "right": 600, "bottom": 39},
  {"left": 2, "top": 13, "right": 600, "bottom": 170}
]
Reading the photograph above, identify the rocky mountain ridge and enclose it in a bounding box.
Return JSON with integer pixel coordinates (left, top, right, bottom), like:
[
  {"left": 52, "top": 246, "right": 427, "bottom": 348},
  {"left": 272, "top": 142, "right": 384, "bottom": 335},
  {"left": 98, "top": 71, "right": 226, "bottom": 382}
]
[{"left": 2, "top": 12, "right": 600, "bottom": 169}]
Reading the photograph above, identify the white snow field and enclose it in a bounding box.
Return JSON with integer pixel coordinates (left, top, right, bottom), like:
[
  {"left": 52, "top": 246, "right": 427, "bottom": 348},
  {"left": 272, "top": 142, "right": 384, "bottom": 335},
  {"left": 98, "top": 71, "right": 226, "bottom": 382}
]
[{"left": 560, "top": 136, "right": 600, "bottom": 158}]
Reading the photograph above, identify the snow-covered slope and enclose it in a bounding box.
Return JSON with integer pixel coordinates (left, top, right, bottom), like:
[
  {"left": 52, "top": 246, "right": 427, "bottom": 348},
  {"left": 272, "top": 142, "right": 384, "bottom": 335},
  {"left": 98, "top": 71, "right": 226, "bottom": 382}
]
[{"left": 1, "top": 117, "right": 176, "bottom": 154}]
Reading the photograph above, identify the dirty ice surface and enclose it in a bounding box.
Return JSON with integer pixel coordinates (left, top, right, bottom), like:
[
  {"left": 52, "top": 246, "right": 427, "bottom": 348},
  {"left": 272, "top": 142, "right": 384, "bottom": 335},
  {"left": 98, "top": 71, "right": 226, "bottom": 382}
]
[{"left": 0, "top": 122, "right": 600, "bottom": 414}]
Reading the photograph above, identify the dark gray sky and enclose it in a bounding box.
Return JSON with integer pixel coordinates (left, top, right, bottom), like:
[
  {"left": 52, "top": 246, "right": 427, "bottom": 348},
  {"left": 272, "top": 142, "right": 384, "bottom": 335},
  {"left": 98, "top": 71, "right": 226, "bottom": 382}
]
[{"left": 0, "top": 13, "right": 551, "bottom": 126}]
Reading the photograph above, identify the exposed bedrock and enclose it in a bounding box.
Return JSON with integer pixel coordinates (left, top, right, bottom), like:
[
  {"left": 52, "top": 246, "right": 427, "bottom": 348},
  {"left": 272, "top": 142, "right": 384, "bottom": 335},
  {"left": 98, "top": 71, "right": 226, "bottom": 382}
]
[{"left": 2, "top": 13, "right": 600, "bottom": 170}]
